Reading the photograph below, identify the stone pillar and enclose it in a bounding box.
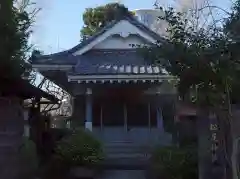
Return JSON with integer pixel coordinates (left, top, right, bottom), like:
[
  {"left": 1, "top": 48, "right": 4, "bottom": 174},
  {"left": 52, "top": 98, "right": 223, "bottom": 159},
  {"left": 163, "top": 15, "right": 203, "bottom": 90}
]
[
  {"left": 85, "top": 88, "right": 92, "bottom": 131},
  {"left": 157, "top": 107, "right": 164, "bottom": 133}
]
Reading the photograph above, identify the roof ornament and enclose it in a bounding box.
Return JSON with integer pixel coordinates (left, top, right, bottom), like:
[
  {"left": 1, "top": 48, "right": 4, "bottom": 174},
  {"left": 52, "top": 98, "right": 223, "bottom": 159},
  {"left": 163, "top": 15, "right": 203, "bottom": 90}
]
[{"left": 119, "top": 31, "right": 130, "bottom": 38}]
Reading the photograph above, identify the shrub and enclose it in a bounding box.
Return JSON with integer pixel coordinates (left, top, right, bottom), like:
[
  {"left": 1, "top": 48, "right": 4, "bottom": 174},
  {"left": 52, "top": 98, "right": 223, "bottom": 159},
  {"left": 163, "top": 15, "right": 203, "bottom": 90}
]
[
  {"left": 48, "top": 128, "right": 73, "bottom": 148},
  {"left": 55, "top": 129, "right": 104, "bottom": 167},
  {"left": 36, "top": 129, "right": 74, "bottom": 179},
  {"left": 150, "top": 145, "right": 198, "bottom": 179}
]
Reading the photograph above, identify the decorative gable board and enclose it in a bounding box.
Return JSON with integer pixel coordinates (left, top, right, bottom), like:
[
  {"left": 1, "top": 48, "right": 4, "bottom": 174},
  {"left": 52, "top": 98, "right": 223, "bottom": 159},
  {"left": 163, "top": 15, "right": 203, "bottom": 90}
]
[
  {"left": 93, "top": 34, "right": 150, "bottom": 49},
  {"left": 73, "top": 20, "right": 157, "bottom": 55}
]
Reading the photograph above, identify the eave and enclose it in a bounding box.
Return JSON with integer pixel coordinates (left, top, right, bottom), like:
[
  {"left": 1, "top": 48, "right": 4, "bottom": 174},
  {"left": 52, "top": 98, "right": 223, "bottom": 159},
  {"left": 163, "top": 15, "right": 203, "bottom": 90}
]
[
  {"left": 32, "top": 64, "right": 73, "bottom": 71},
  {"left": 67, "top": 74, "right": 175, "bottom": 84}
]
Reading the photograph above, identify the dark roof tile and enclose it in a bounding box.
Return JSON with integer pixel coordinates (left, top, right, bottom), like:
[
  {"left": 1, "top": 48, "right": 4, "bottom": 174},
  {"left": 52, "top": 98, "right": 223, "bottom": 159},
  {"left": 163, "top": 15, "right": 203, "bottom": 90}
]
[{"left": 68, "top": 49, "right": 163, "bottom": 75}]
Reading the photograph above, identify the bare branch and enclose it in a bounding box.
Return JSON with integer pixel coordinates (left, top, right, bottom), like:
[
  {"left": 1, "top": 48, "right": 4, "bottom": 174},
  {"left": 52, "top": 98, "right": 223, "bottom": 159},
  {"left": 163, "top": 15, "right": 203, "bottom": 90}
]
[{"left": 199, "top": 5, "right": 231, "bottom": 16}]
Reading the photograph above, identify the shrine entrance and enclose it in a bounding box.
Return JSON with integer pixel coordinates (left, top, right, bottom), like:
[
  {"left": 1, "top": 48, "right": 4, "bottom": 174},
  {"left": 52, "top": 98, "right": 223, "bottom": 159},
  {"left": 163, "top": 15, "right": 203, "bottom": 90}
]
[{"left": 91, "top": 87, "right": 166, "bottom": 145}]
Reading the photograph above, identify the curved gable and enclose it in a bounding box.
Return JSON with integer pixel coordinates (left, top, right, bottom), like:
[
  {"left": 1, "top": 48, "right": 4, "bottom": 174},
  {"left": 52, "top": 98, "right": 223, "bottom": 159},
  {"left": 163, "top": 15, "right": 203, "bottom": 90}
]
[{"left": 73, "top": 19, "right": 158, "bottom": 55}]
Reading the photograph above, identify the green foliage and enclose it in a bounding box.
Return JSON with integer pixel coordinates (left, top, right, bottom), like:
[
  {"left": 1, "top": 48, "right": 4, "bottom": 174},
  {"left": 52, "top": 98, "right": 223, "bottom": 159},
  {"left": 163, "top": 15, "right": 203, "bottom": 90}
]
[
  {"left": 224, "top": 0, "right": 240, "bottom": 38},
  {"left": 18, "top": 137, "right": 39, "bottom": 179},
  {"left": 146, "top": 3, "right": 240, "bottom": 178},
  {"left": 147, "top": 5, "right": 240, "bottom": 107},
  {"left": 81, "top": 3, "right": 131, "bottom": 37},
  {"left": 55, "top": 129, "right": 104, "bottom": 166},
  {"left": 0, "top": 0, "right": 33, "bottom": 82},
  {"left": 150, "top": 146, "right": 198, "bottom": 179},
  {"left": 36, "top": 129, "right": 73, "bottom": 179}
]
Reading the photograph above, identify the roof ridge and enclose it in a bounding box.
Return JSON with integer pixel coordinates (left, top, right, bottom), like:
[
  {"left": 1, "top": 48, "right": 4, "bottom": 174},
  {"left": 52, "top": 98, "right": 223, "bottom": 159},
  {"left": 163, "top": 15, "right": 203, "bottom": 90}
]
[{"left": 86, "top": 49, "right": 138, "bottom": 52}]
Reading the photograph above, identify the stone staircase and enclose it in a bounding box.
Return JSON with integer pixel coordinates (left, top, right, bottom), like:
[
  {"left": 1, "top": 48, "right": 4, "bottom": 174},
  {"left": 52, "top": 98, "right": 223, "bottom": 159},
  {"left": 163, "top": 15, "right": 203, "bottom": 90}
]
[{"left": 102, "top": 141, "right": 152, "bottom": 169}]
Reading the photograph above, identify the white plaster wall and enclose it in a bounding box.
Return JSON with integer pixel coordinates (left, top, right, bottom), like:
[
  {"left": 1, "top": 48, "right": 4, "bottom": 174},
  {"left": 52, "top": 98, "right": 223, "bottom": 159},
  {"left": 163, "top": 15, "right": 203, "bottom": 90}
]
[
  {"left": 93, "top": 35, "right": 148, "bottom": 49},
  {"left": 73, "top": 20, "right": 157, "bottom": 55}
]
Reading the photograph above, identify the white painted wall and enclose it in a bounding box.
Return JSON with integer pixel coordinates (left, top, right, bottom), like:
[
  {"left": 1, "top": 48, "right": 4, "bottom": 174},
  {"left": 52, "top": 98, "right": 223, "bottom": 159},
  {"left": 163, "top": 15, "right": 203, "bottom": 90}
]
[{"left": 93, "top": 35, "right": 148, "bottom": 49}]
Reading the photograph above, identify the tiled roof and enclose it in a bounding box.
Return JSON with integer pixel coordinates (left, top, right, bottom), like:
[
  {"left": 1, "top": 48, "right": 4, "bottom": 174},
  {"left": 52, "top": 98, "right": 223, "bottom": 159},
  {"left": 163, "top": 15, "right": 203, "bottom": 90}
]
[
  {"left": 31, "top": 14, "right": 166, "bottom": 64},
  {"left": 69, "top": 49, "right": 163, "bottom": 75},
  {"left": 31, "top": 53, "right": 77, "bottom": 65}
]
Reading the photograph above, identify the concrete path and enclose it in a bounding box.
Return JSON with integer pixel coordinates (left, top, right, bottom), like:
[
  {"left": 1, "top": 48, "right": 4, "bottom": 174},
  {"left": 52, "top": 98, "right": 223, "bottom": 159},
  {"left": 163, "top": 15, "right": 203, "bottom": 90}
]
[{"left": 96, "top": 170, "right": 146, "bottom": 179}]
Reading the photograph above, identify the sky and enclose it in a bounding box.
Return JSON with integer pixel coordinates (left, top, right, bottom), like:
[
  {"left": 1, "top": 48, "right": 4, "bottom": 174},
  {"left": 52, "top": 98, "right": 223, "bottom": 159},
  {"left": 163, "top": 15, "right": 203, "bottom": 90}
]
[{"left": 31, "top": 0, "right": 232, "bottom": 54}]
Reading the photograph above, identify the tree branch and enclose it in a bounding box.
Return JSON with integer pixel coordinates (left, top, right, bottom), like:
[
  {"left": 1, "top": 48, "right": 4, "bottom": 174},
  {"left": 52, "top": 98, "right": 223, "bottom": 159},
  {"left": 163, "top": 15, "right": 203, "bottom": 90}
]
[{"left": 199, "top": 5, "right": 231, "bottom": 16}]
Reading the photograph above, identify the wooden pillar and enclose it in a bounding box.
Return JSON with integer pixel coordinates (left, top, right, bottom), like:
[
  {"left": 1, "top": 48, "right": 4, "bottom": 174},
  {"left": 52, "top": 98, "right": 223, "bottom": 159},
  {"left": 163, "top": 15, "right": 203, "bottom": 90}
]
[
  {"left": 85, "top": 88, "right": 92, "bottom": 131},
  {"left": 157, "top": 107, "right": 164, "bottom": 133},
  {"left": 148, "top": 103, "right": 151, "bottom": 130},
  {"left": 124, "top": 103, "right": 127, "bottom": 131},
  {"left": 100, "top": 105, "right": 103, "bottom": 131}
]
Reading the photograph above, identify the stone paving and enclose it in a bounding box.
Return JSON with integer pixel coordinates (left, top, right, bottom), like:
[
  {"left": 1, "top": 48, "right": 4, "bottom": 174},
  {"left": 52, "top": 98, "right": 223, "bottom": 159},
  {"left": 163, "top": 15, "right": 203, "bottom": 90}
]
[{"left": 96, "top": 170, "right": 146, "bottom": 179}]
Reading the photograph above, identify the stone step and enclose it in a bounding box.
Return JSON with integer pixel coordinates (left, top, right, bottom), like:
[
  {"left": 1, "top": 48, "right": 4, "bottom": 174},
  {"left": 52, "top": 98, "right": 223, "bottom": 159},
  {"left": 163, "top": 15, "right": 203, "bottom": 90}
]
[
  {"left": 104, "top": 142, "right": 151, "bottom": 148},
  {"left": 104, "top": 144, "right": 149, "bottom": 148},
  {"left": 95, "top": 170, "right": 146, "bottom": 179},
  {"left": 105, "top": 151, "right": 150, "bottom": 157},
  {"left": 104, "top": 147, "right": 140, "bottom": 151},
  {"left": 104, "top": 146, "right": 151, "bottom": 154},
  {"left": 101, "top": 158, "right": 149, "bottom": 170},
  {"left": 103, "top": 153, "right": 150, "bottom": 169},
  {"left": 106, "top": 153, "right": 150, "bottom": 159},
  {"left": 102, "top": 143, "right": 151, "bottom": 169},
  {"left": 104, "top": 141, "right": 134, "bottom": 144}
]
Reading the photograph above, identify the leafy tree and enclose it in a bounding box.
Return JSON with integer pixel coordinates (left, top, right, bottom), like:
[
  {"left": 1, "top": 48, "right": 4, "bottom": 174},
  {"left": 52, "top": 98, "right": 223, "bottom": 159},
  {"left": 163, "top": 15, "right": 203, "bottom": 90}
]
[
  {"left": 0, "top": 0, "right": 35, "bottom": 84},
  {"left": 225, "top": 0, "right": 240, "bottom": 39},
  {"left": 145, "top": 2, "right": 240, "bottom": 179},
  {"left": 80, "top": 3, "right": 132, "bottom": 38}
]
